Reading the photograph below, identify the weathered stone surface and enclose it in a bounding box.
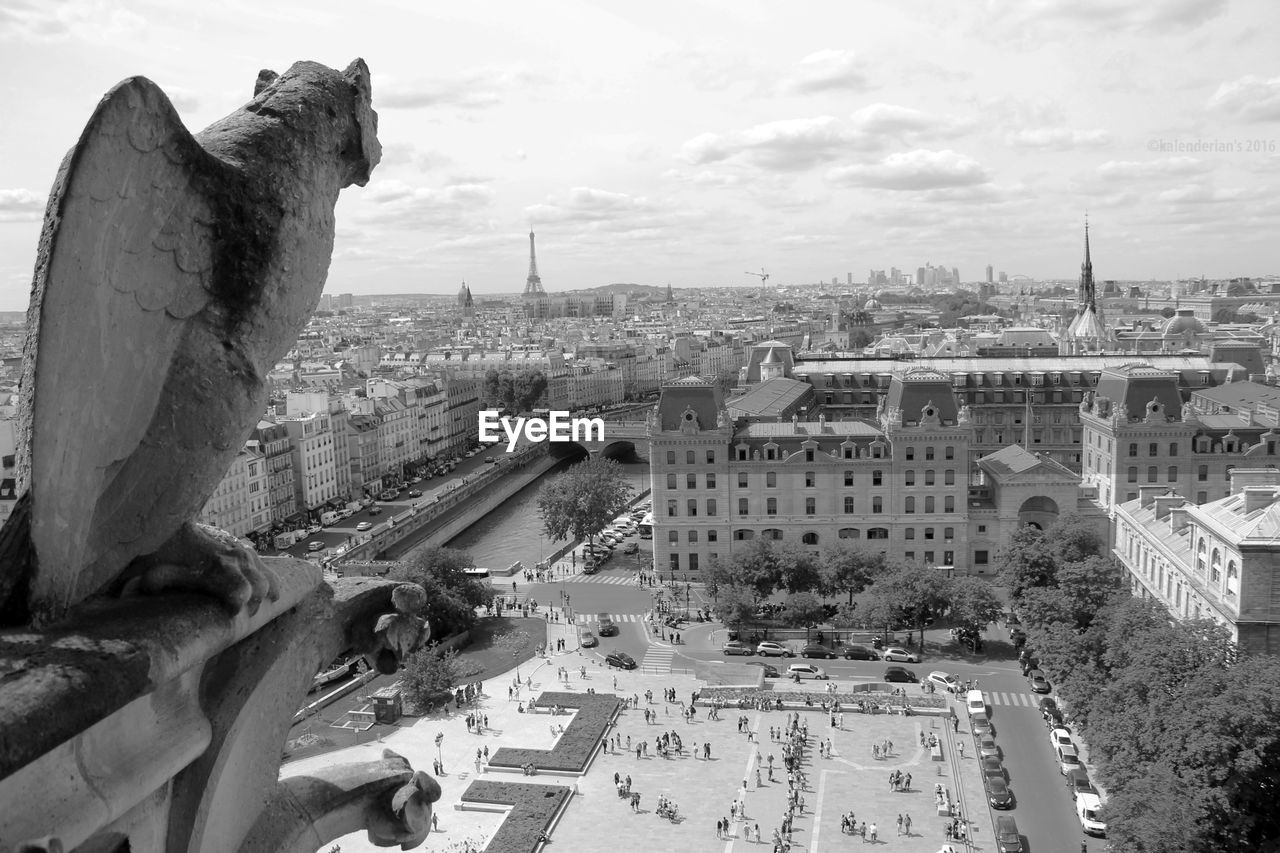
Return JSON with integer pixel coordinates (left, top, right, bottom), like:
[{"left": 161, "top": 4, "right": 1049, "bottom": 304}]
[{"left": 0, "top": 58, "right": 380, "bottom": 627}]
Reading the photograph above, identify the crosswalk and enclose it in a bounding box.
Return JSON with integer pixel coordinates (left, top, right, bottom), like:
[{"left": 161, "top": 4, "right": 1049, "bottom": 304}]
[
  {"left": 987, "top": 691, "right": 1043, "bottom": 708},
  {"left": 573, "top": 613, "right": 646, "bottom": 624},
  {"left": 639, "top": 644, "right": 674, "bottom": 673},
  {"left": 559, "top": 571, "right": 640, "bottom": 585}
]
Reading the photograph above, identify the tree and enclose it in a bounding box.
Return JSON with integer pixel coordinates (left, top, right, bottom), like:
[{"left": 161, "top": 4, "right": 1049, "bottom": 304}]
[
  {"left": 388, "top": 545, "right": 490, "bottom": 636},
  {"left": 1054, "top": 555, "right": 1126, "bottom": 629},
  {"left": 513, "top": 369, "right": 548, "bottom": 412},
  {"left": 537, "top": 457, "right": 634, "bottom": 550},
  {"left": 400, "top": 643, "right": 470, "bottom": 709},
  {"left": 994, "top": 525, "right": 1058, "bottom": 598},
  {"left": 703, "top": 556, "right": 735, "bottom": 603},
  {"left": 821, "top": 542, "right": 887, "bottom": 604},
  {"left": 776, "top": 543, "right": 823, "bottom": 594},
  {"left": 723, "top": 539, "right": 786, "bottom": 602},
  {"left": 864, "top": 563, "right": 952, "bottom": 647},
  {"left": 1044, "top": 513, "right": 1104, "bottom": 564},
  {"left": 947, "top": 576, "right": 1004, "bottom": 640},
  {"left": 781, "top": 591, "right": 825, "bottom": 636},
  {"left": 712, "top": 585, "right": 758, "bottom": 632}
]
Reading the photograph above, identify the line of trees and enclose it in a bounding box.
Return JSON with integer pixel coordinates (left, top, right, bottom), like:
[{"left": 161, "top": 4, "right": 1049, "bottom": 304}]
[
  {"left": 482, "top": 368, "right": 548, "bottom": 413},
  {"left": 704, "top": 539, "right": 1002, "bottom": 646},
  {"left": 1000, "top": 515, "right": 1280, "bottom": 852},
  {"left": 536, "top": 457, "right": 634, "bottom": 550}
]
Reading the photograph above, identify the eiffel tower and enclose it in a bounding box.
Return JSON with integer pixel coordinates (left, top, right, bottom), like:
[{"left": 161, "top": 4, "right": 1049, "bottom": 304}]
[{"left": 523, "top": 230, "right": 546, "bottom": 297}]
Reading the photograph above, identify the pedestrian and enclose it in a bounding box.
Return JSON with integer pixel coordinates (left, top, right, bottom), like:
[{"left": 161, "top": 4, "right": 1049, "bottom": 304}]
[
  {"left": 953, "top": 714, "right": 960, "bottom": 732},
  {"left": 757, "top": 768, "right": 762, "bottom": 787},
  {"left": 754, "top": 823, "right": 760, "bottom": 843},
  {"left": 717, "top": 818, "right": 724, "bottom": 839},
  {"left": 869, "top": 823, "right": 877, "bottom": 843},
  {"left": 897, "top": 814, "right": 903, "bottom": 835},
  {"left": 905, "top": 773, "right": 912, "bottom": 791},
  {"left": 904, "top": 813, "right": 912, "bottom": 835},
  {"left": 958, "top": 741, "right": 965, "bottom": 758},
  {"left": 860, "top": 822, "right": 866, "bottom": 840}
]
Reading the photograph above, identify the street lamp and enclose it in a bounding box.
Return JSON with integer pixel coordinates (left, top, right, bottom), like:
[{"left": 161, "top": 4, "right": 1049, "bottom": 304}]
[
  {"left": 513, "top": 650, "right": 520, "bottom": 682},
  {"left": 435, "top": 731, "right": 444, "bottom": 769}
]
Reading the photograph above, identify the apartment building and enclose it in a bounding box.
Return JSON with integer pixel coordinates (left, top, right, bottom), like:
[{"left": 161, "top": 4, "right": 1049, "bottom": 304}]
[
  {"left": 250, "top": 420, "right": 297, "bottom": 525},
  {"left": 198, "top": 447, "right": 270, "bottom": 539},
  {"left": 280, "top": 411, "right": 338, "bottom": 513}
]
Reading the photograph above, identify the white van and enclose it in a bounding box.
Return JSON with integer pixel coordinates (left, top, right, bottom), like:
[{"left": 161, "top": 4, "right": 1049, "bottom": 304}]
[
  {"left": 1076, "top": 792, "right": 1106, "bottom": 836},
  {"left": 320, "top": 511, "right": 341, "bottom": 526},
  {"left": 965, "top": 689, "right": 986, "bottom": 716}
]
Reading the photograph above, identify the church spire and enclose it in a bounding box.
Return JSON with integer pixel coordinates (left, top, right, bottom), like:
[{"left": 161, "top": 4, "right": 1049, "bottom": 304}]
[{"left": 1080, "top": 215, "right": 1094, "bottom": 310}]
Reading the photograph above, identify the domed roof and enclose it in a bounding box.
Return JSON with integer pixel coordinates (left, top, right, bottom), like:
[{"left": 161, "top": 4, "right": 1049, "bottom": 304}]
[
  {"left": 863, "top": 297, "right": 882, "bottom": 312},
  {"left": 1162, "top": 309, "right": 1206, "bottom": 338}
]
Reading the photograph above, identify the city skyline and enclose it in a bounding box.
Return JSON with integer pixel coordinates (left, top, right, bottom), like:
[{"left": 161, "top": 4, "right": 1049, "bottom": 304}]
[{"left": 2, "top": 0, "right": 1280, "bottom": 310}]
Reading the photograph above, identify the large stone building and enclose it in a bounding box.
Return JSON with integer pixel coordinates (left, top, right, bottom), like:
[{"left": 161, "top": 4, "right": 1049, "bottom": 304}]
[
  {"left": 1114, "top": 468, "right": 1280, "bottom": 655},
  {"left": 648, "top": 371, "right": 1101, "bottom": 578}
]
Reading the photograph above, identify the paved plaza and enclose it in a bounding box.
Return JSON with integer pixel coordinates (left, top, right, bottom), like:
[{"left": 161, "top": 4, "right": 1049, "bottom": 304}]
[{"left": 284, "top": 617, "right": 990, "bottom": 853}]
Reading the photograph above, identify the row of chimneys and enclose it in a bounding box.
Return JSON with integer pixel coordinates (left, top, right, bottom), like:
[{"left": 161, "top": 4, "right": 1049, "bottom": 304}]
[{"left": 1137, "top": 467, "right": 1280, "bottom": 527}]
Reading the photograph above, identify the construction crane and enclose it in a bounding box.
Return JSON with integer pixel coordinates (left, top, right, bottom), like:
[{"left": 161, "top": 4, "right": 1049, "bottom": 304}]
[{"left": 745, "top": 268, "right": 770, "bottom": 287}]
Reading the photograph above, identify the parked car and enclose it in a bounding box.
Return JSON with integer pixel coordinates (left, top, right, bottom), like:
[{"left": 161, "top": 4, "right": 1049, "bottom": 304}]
[
  {"left": 1066, "top": 768, "right": 1096, "bottom": 800},
  {"left": 787, "top": 663, "right": 829, "bottom": 680},
  {"left": 927, "top": 671, "right": 961, "bottom": 694},
  {"left": 623, "top": 542, "right": 639, "bottom": 554},
  {"left": 307, "top": 540, "right": 325, "bottom": 552},
  {"left": 977, "top": 735, "right": 1000, "bottom": 759},
  {"left": 408, "top": 489, "right": 422, "bottom": 498},
  {"left": 743, "top": 661, "right": 779, "bottom": 678},
  {"left": 605, "top": 651, "right": 637, "bottom": 669},
  {"left": 837, "top": 643, "right": 879, "bottom": 660},
  {"left": 306, "top": 524, "right": 322, "bottom": 535},
  {"left": 355, "top": 521, "right": 373, "bottom": 532},
  {"left": 801, "top": 643, "right": 837, "bottom": 659},
  {"left": 883, "top": 666, "right": 918, "bottom": 683},
  {"left": 1049, "top": 727, "right": 1074, "bottom": 752},
  {"left": 578, "top": 629, "right": 598, "bottom": 648},
  {"left": 1043, "top": 706, "right": 1066, "bottom": 728},
  {"left": 722, "top": 640, "right": 754, "bottom": 656},
  {"left": 1028, "top": 670, "right": 1052, "bottom": 693},
  {"left": 1019, "top": 656, "right": 1039, "bottom": 676},
  {"left": 981, "top": 757, "right": 1007, "bottom": 782},
  {"left": 971, "top": 714, "right": 995, "bottom": 737},
  {"left": 484, "top": 456, "right": 496, "bottom": 463},
  {"left": 756, "top": 641, "right": 793, "bottom": 657},
  {"left": 1009, "top": 628, "right": 1027, "bottom": 647},
  {"left": 986, "top": 776, "right": 1014, "bottom": 809},
  {"left": 881, "top": 647, "right": 920, "bottom": 663},
  {"left": 597, "top": 614, "right": 618, "bottom": 637},
  {"left": 1076, "top": 792, "right": 1107, "bottom": 837},
  {"left": 995, "top": 815, "right": 1024, "bottom": 853},
  {"left": 1057, "top": 744, "right": 1082, "bottom": 775},
  {"left": 1037, "top": 696, "right": 1059, "bottom": 715}
]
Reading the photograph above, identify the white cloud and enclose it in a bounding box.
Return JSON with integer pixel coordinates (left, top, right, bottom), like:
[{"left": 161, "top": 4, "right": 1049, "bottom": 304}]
[
  {"left": 0, "top": 188, "right": 44, "bottom": 222},
  {"left": 1207, "top": 76, "right": 1280, "bottom": 123},
  {"left": 1096, "top": 157, "right": 1211, "bottom": 180},
  {"left": 379, "top": 67, "right": 547, "bottom": 111},
  {"left": 849, "top": 104, "right": 935, "bottom": 134},
  {"left": 1005, "top": 127, "right": 1112, "bottom": 150},
  {"left": 681, "top": 116, "right": 864, "bottom": 172},
  {"left": 356, "top": 179, "right": 495, "bottom": 227},
  {"left": 0, "top": 0, "right": 146, "bottom": 42},
  {"left": 524, "top": 187, "right": 713, "bottom": 239},
  {"left": 827, "top": 150, "right": 990, "bottom": 190},
  {"left": 1157, "top": 184, "right": 1266, "bottom": 205},
  {"left": 984, "top": 0, "right": 1229, "bottom": 34},
  {"left": 783, "top": 50, "right": 868, "bottom": 94}
]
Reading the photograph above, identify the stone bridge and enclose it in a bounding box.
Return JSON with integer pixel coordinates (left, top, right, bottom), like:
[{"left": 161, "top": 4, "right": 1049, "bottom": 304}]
[{"left": 547, "top": 418, "right": 649, "bottom": 460}]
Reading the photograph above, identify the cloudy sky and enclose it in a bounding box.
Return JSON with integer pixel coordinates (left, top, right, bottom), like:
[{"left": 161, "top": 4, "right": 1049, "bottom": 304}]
[{"left": 1, "top": 0, "right": 1279, "bottom": 309}]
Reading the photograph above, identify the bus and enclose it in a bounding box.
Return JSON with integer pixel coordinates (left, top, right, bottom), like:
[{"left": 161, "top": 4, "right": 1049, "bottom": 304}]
[
  {"left": 463, "top": 567, "right": 491, "bottom": 580},
  {"left": 638, "top": 512, "right": 654, "bottom": 539}
]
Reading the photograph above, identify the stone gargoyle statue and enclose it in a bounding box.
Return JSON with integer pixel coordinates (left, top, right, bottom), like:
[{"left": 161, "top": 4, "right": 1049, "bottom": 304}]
[{"left": 0, "top": 58, "right": 380, "bottom": 628}]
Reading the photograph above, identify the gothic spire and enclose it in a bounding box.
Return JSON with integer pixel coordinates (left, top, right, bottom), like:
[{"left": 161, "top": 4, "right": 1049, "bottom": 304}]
[{"left": 1080, "top": 215, "right": 1094, "bottom": 309}]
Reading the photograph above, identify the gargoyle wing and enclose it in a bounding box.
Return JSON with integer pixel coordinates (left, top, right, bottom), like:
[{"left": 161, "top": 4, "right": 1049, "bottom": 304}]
[{"left": 20, "top": 77, "right": 221, "bottom": 618}]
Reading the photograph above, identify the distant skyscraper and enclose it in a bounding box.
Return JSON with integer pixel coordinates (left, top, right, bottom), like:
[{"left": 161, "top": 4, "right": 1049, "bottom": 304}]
[
  {"left": 916, "top": 267, "right": 925, "bottom": 286},
  {"left": 847, "top": 272, "right": 852, "bottom": 286},
  {"left": 952, "top": 267, "right": 960, "bottom": 286},
  {"left": 523, "top": 230, "right": 546, "bottom": 297},
  {"left": 986, "top": 265, "right": 993, "bottom": 284},
  {"left": 998, "top": 271, "right": 1008, "bottom": 283}
]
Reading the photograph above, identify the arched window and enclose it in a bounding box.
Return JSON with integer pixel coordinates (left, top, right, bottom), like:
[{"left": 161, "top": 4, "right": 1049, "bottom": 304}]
[
  {"left": 905, "top": 496, "right": 916, "bottom": 514},
  {"left": 1227, "top": 561, "right": 1239, "bottom": 597},
  {"left": 1196, "top": 539, "right": 1207, "bottom": 575},
  {"left": 1211, "top": 548, "right": 1222, "bottom": 584},
  {"left": 925, "top": 496, "right": 935, "bottom": 513},
  {"left": 802, "top": 532, "right": 819, "bottom": 545},
  {"left": 838, "top": 528, "right": 860, "bottom": 539},
  {"left": 843, "top": 496, "right": 855, "bottom": 513},
  {"left": 872, "top": 496, "right": 883, "bottom": 513},
  {"left": 762, "top": 528, "right": 784, "bottom": 541},
  {"left": 734, "top": 529, "right": 755, "bottom": 541}
]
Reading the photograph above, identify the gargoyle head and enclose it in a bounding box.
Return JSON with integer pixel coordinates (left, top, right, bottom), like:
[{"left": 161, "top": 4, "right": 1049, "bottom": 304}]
[
  {"left": 366, "top": 750, "right": 442, "bottom": 849},
  {"left": 372, "top": 583, "right": 429, "bottom": 673}
]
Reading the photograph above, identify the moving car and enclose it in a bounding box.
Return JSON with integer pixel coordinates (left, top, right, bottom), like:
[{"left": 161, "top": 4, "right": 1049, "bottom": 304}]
[
  {"left": 837, "top": 644, "right": 878, "bottom": 660},
  {"left": 1076, "top": 792, "right": 1107, "bottom": 836},
  {"left": 786, "top": 663, "right": 829, "bottom": 680},
  {"left": 1028, "top": 669, "right": 1052, "bottom": 694},
  {"left": 605, "top": 651, "right": 637, "bottom": 669},
  {"left": 927, "top": 671, "right": 961, "bottom": 693},
  {"left": 881, "top": 646, "right": 920, "bottom": 663},
  {"left": 307, "top": 540, "right": 325, "bottom": 552},
  {"left": 744, "top": 661, "right": 779, "bottom": 678},
  {"left": 578, "top": 629, "right": 598, "bottom": 648},
  {"left": 484, "top": 456, "right": 496, "bottom": 463},
  {"left": 801, "top": 643, "right": 837, "bottom": 659},
  {"left": 756, "top": 641, "right": 793, "bottom": 657},
  {"left": 981, "top": 757, "right": 1007, "bottom": 782},
  {"left": 985, "top": 776, "right": 1014, "bottom": 809},
  {"left": 977, "top": 735, "right": 1000, "bottom": 758},
  {"left": 722, "top": 640, "right": 754, "bottom": 656},
  {"left": 355, "top": 521, "right": 373, "bottom": 532},
  {"left": 367, "top": 505, "right": 383, "bottom": 516},
  {"left": 882, "top": 666, "right": 918, "bottom": 683},
  {"left": 407, "top": 489, "right": 422, "bottom": 498},
  {"left": 596, "top": 614, "right": 618, "bottom": 637},
  {"left": 1066, "top": 768, "right": 1096, "bottom": 800}
]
